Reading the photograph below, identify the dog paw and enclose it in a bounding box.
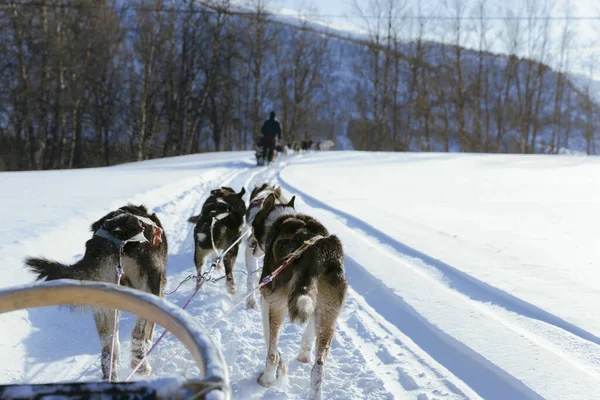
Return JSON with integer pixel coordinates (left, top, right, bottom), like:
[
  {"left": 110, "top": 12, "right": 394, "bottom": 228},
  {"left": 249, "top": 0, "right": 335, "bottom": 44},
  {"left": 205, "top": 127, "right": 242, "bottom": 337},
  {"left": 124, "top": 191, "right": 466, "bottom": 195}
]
[
  {"left": 258, "top": 371, "right": 277, "bottom": 387},
  {"left": 246, "top": 299, "right": 258, "bottom": 310},
  {"left": 296, "top": 350, "right": 312, "bottom": 364},
  {"left": 276, "top": 362, "right": 289, "bottom": 387},
  {"left": 226, "top": 280, "right": 236, "bottom": 295},
  {"left": 132, "top": 361, "right": 152, "bottom": 376},
  {"left": 246, "top": 297, "right": 258, "bottom": 310}
]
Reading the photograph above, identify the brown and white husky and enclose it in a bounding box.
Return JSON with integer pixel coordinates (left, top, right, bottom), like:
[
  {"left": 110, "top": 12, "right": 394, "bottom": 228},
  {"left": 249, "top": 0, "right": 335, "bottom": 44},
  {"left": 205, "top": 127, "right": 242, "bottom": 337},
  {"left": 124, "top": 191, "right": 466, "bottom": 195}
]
[
  {"left": 25, "top": 204, "right": 167, "bottom": 381},
  {"left": 251, "top": 193, "right": 348, "bottom": 399},
  {"left": 244, "top": 183, "right": 287, "bottom": 309}
]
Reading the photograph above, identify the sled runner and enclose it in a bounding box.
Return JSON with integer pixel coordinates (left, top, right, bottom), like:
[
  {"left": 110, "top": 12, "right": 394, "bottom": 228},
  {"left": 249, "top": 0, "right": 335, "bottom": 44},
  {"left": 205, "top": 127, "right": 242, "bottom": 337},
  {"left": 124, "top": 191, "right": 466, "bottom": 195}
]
[
  {"left": 254, "top": 137, "right": 281, "bottom": 166},
  {"left": 0, "top": 280, "right": 230, "bottom": 400},
  {"left": 255, "top": 136, "right": 266, "bottom": 166}
]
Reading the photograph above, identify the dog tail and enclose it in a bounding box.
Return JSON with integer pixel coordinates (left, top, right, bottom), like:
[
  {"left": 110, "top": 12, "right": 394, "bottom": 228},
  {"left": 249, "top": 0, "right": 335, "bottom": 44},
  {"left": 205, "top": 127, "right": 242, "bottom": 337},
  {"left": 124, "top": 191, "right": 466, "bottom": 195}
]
[
  {"left": 288, "top": 276, "right": 317, "bottom": 324},
  {"left": 288, "top": 235, "right": 347, "bottom": 324},
  {"left": 25, "top": 257, "right": 83, "bottom": 282},
  {"left": 188, "top": 215, "right": 201, "bottom": 224}
]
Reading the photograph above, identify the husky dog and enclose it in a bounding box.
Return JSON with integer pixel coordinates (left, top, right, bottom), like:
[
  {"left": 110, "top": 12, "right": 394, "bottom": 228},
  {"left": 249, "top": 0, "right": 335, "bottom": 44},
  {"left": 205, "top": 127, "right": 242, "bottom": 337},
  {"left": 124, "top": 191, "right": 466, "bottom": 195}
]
[
  {"left": 244, "top": 183, "right": 287, "bottom": 309},
  {"left": 316, "top": 140, "right": 335, "bottom": 151},
  {"left": 251, "top": 194, "right": 348, "bottom": 399},
  {"left": 301, "top": 140, "right": 314, "bottom": 151},
  {"left": 25, "top": 204, "right": 167, "bottom": 381},
  {"left": 188, "top": 186, "right": 246, "bottom": 293}
]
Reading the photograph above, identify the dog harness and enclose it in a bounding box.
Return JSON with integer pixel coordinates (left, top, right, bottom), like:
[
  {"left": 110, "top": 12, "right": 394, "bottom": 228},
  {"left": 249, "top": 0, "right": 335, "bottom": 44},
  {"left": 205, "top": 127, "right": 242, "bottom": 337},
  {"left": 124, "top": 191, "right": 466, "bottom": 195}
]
[
  {"left": 94, "top": 214, "right": 159, "bottom": 247},
  {"left": 247, "top": 189, "right": 277, "bottom": 225}
]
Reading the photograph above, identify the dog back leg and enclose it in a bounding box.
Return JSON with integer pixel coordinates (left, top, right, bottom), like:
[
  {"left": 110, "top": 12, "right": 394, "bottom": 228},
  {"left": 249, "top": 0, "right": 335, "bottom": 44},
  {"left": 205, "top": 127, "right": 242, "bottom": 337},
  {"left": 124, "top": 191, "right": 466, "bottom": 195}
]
[
  {"left": 244, "top": 239, "right": 259, "bottom": 309},
  {"left": 94, "top": 307, "right": 120, "bottom": 381},
  {"left": 296, "top": 314, "right": 316, "bottom": 364},
  {"left": 129, "top": 258, "right": 163, "bottom": 376},
  {"left": 223, "top": 243, "right": 239, "bottom": 295},
  {"left": 194, "top": 247, "right": 212, "bottom": 288},
  {"left": 258, "top": 293, "right": 287, "bottom": 388},
  {"left": 261, "top": 295, "right": 270, "bottom": 346},
  {"left": 309, "top": 276, "right": 347, "bottom": 400},
  {"left": 130, "top": 317, "right": 154, "bottom": 375}
]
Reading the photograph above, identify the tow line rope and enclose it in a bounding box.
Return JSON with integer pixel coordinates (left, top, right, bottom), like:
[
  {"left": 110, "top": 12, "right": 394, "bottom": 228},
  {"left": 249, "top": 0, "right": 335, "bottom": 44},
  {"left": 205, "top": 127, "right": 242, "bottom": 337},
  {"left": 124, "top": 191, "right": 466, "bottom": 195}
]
[
  {"left": 107, "top": 246, "right": 124, "bottom": 383},
  {"left": 154, "top": 234, "right": 327, "bottom": 374},
  {"left": 124, "top": 217, "right": 252, "bottom": 382},
  {"left": 165, "top": 267, "right": 263, "bottom": 296}
]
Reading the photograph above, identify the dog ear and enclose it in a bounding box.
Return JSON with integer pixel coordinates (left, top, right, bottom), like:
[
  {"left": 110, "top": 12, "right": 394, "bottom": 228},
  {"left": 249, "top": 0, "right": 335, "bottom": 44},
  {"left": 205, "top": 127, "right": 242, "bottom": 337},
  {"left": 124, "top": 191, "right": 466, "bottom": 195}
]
[
  {"left": 221, "top": 186, "right": 235, "bottom": 194},
  {"left": 91, "top": 210, "right": 121, "bottom": 232},
  {"left": 287, "top": 196, "right": 296, "bottom": 209},
  {"left": 253, "top": 193, "right": 276, "bottom": 227},
  {"left": 150, "top": 213, "right": 161, "bottom": 226},
  {"left": 263, "top": 193, "right": 276, "bottom": 211},
  {"left": 238, "top": 187, "right": 246, "bottom": 197}
]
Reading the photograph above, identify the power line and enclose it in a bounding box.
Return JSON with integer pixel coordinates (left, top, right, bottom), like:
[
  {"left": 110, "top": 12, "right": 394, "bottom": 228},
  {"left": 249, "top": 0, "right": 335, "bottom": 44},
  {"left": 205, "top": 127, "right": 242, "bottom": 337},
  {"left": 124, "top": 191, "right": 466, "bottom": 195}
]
[{"left": 1, "top": 1, "right": 599, "bottom": 21}]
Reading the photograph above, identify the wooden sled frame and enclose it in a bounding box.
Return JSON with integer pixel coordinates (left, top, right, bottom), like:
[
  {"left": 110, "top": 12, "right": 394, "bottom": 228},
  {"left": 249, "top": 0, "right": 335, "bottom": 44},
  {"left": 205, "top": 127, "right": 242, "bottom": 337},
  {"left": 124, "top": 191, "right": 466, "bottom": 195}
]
[{"left": 0, "top": 279, "right": 230, "bottom": 400}]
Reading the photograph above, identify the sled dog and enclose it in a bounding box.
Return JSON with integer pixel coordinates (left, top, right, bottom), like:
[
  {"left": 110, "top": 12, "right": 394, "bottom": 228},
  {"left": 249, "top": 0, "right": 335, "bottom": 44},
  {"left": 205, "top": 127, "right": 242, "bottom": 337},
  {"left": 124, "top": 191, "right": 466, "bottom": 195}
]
[
  {"left": 251, "top": 193, "right": 348, "bottom": 399},
  {"left": 25, "top": 204, "right": 167, "bottom": 381},
  {"left": 316, "top": 140, "right": 335, "bottom": 151},
  {"left": 188, "top": 186, "right": 246, "bottom": 293},
  {"left": 244, "top": 183, "right": 287, "bottom": 309}
]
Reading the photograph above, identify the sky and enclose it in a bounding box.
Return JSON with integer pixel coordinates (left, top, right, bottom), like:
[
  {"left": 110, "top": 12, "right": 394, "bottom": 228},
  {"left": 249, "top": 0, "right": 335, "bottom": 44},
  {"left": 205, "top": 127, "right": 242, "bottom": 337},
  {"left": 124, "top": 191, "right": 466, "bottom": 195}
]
[{"left": 262, "top": 0, "right": 600, "bottom": 80}]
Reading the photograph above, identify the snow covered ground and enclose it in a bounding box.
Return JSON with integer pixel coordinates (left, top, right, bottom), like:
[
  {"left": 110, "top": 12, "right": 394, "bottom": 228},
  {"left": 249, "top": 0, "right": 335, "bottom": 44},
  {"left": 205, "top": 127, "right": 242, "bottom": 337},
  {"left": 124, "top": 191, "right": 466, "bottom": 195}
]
[{"left": 1, "top": 150, "right": 599, "bottom": 399}]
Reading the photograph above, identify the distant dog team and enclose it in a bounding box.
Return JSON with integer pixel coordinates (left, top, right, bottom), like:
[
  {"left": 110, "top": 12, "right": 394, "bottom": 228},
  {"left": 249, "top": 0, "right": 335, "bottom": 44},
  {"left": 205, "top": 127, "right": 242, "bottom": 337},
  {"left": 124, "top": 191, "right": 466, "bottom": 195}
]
[{"left": 25, "top": 181, "right": 346, "bottom": 399}]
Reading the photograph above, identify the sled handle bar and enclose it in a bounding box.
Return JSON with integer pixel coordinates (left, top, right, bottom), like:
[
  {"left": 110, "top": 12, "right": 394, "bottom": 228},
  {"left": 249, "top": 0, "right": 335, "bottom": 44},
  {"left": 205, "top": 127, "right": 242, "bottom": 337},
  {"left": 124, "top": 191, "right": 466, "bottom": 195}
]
[{"left": 0, "top": 279, "right": 229, "bottom": 400}]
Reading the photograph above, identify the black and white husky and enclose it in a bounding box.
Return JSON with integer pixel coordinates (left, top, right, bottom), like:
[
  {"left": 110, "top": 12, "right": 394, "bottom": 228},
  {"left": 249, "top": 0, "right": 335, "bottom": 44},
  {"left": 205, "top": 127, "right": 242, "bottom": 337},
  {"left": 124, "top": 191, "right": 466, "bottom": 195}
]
[
  {"left": 25, "top": 204, "right": 167, "bottom": 381},
  {"left": 251, "top": 193, "right": 348, "bottom": 399},
  {"left": 244, "top": 184, "right": 287, "bottom": 309},
  {"left": 188, "top": 186, "right": 246, "bottom": 293}
]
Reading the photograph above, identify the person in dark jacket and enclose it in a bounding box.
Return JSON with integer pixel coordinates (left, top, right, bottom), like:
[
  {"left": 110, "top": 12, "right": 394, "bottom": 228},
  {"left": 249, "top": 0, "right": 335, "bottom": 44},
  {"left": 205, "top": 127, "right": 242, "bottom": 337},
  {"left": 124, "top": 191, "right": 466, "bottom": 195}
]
[{"left": 260, "top": 111, "right": 282, "bottom": 164}]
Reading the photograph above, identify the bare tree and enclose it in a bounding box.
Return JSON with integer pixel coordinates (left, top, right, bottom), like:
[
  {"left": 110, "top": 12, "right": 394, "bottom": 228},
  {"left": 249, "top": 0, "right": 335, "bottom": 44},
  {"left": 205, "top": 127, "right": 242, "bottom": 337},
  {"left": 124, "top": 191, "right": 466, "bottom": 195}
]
[
  {"left": 131, "top": 0, "right": 167, "bottom": 161},
  {"left": 550, "top": 9, "right": 572, "bottom": 153},
  {"left": 446, "top": 0, "right": 469, "bottom": 151},
  {"left": 275, "top": 22, "right": 329, "bottom": 143}
]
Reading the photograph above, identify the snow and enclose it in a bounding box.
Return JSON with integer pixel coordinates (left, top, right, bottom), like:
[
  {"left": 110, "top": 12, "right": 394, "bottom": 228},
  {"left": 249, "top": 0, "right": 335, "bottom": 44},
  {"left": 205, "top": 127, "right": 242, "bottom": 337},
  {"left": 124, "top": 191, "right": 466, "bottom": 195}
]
[{"left": 1, "top": 150, "right": 600, "bottom": 399}]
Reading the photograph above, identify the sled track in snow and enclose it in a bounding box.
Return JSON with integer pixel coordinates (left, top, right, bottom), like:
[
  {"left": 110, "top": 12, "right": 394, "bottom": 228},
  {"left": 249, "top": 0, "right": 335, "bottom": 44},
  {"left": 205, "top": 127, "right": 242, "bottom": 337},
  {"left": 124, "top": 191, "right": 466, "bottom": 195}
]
[
  {"left": 277, "top": 172, "right": 600, "bottom": 347},
  {"left": 17, "top": 160, "right": 290, "bottom": 386},
  {"left": 42, "top": 167, "right": 253, "bottom": 383},
  {"left": 151, "top": 157, "right": 476, "bottom": 399},
  {"left": 8, "top": 152, "right": 600, "bottom": 399},
  {"left": 277, "top": 173, "right": 551, "bottom": 400}
]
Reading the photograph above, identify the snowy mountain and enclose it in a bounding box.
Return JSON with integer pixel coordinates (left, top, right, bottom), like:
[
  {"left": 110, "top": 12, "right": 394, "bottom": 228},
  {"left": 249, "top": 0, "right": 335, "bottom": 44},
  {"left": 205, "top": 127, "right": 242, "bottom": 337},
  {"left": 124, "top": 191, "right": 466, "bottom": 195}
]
[{"left": 1, "top": 151, "right": 600, "bottom": 398}]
